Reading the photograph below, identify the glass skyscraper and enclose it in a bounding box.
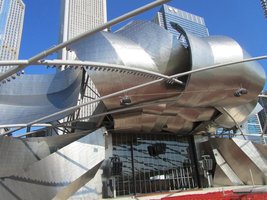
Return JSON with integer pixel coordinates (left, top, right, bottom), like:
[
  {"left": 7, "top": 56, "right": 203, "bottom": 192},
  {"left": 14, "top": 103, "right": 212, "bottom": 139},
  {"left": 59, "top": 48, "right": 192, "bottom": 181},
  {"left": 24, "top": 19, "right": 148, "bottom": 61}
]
[
  {"left": 238, "top": 102, "right": 264, "bottom": 143},
  {"left": 241, "top": 114, "right": 263, "bottom": 136},
  {"left": 153, "top": 4, "right": 209, "bottom": 38},
  {"left": 0, "top": 0, "right": 25, "bottom": 73}
]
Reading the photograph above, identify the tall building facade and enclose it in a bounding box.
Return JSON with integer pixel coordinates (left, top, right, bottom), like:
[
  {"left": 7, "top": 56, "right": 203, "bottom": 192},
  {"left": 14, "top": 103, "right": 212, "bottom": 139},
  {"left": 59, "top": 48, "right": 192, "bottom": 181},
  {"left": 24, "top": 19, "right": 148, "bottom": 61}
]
[
  {"left": 242, "top": 114, "right": 263, "bottom": 134},
  {"left": 238, "top": 102, "right": 264, "bottom": 143},
  {"left": 59, "top": 0, "right": 107, "bottom": 124},
  {"left": 60, "top": 0, "right": 107, "bottom": 60},
  {"left": 0, "top": 0, "right": 25, "bottom": 73},
  {"left": 153, "top": 4, "right": 209, "bottom": 38},
  {"left": 240, "top": 114, "right": 263, "bottom": 144}
]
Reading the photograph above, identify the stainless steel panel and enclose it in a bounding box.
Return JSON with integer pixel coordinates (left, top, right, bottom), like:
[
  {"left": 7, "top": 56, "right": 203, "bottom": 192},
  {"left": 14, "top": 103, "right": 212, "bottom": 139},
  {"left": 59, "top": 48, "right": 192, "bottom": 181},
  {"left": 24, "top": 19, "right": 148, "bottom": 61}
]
[
  {"left": 0, "top": 127, "right": 106, "bottom": 200},
  {"left": 68, "top": 21, "right": 265, "bottom": 134},
  {"left": 71, "top": 23, "right": 189, "bottom": 112},
  {"left": 141, "top": 113, "right": 158, "bottom": 133},
  {"left": 0, "top": 133, "right": 86, "bottom": 177},
  {"left": 210, "top": 138, "right": 266, "bottom": 185},
  {"left": 116, "top": 21, "right": 190, "bottom": 75},
  {"left": 71, "top": 30, "right": 157, "bottom": 72},
  {"left": 214, "top": 100, "right": 258, "bottom": 128},
  {"left": 142, "top": 104, "right": 167, "bottom": 115},
  {"left": 212, "top": 148, "right": 244, "bottom": 185},
  {"left": 213, "top": 164, "right": 235, "bottom": 186},
  {"left": 81, "top": 70, "right": 178, "bottom": 110},
  {"left": 164, "top": 106, "right": 216, "bottom": 122},
  {"left": 0, "top": 69, "right": 82, "bottom": 125},
  {"left": 163, "top": 116, "right": 194, "bottom": 134},
  {"left": 233, "top": 138, "right": 267, "bottom": 175},
  {"left": 176, "top": 34, "right": 266, "bottom": 107},
  {"left": 152, "top": 115, "right": 170, "bottom": 132},
  {"left": 113, "top": 111, "right": 142, "bottom": 133}
]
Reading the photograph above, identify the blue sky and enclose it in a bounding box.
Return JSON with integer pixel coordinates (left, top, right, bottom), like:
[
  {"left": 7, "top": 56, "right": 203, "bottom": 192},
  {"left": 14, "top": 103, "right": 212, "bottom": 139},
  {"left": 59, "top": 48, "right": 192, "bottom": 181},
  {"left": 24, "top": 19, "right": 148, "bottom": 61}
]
[{"left": 20, "top": 0, "right": 267, "bottom": 88}]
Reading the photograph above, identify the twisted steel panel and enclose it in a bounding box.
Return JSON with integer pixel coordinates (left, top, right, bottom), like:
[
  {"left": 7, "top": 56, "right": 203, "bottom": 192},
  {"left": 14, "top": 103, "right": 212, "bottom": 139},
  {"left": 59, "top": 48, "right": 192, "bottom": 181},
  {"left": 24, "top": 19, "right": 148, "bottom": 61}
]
[
  {"left": 176, "top": 34, "right": 265, "bottom": 107},
  {"left": 70, "top": 20, "right": 265, "bottom": 133},
  {"left": 0, "top": 20, "right": 264, "bottom": 133}
]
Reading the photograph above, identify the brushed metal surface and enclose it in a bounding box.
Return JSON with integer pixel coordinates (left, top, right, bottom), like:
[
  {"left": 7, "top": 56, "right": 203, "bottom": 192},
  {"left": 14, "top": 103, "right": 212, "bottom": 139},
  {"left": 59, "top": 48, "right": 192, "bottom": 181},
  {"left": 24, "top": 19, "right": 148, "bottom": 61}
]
[
  {"left": 70, "top": 20, "right": 265, "bottom": 134},
  {"left": 116, "top": 21, "right": 190, "bottom": 76},
  {"left": 0, "top": 127, "right": 106, "bottom": 200},
  {"left": 71, "top": 21, "right": 189, "bottom": 111},
  {"left": 0, "top": 133, "right": 87, "bottom": 178},
  {"left": 212, "top": 148, "right": 244, "bottom": 185},
  {"left": 213, "top": 165, "right": 235, "bottom": 186},
  {"left": 233, "top": 138, "right": 267, "bottom": 175},
  {"left": 0, "top": 69, "right": 82, "bottom": 125},
  {"left": 214, "top": 101, "right": 258, "bottom": 128},
  {"left": 210, "top": 138, "right": 267, "bottom": 185},
  {"left": 176, "top": 34, "right": 266, "bottom": 107}
]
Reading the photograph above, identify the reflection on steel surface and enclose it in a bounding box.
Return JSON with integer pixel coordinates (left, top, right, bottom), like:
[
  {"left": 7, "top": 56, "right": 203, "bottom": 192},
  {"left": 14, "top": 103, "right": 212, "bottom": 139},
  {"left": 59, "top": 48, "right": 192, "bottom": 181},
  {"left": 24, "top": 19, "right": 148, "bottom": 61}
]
[
  {"left": 0, "top": 128, "right": 106, "bottom": 200},
  {"left": 0, "top": 18, "right": 265, "bottom": 200},
  {"left": 70, "top": 20, "right": 265, "bottom": 134},
  {"left": 0, "top": 69, "right": 82, "bottom": 125},
  {"left": 201, "top": 138, "right": 267, "bottom": 186},
  {"left": 0, "top": 132, "right": 87, "bottom": 177},
  {"left": 212, "top": 149, "right": 244, "bottom": 185},
  {"left": 0, "top": 20, "right": 264, "bottom": 134},
  {"left": 214, "top": 101, "right": 262, "bottom": 129}
]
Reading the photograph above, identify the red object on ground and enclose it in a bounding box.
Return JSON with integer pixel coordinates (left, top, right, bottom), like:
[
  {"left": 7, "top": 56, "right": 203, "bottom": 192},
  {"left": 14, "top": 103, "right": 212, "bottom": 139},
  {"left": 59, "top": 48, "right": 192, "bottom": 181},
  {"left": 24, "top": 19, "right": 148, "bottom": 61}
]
[{"left": 161, "top": 190, "right": 267, "bottom": 200}]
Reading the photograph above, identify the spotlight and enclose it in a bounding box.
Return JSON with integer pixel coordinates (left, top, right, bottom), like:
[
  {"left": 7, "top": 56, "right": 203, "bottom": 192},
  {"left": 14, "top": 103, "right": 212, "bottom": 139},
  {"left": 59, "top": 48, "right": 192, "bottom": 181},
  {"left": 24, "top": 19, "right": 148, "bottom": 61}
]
[
  {"left": 234, "top": 88, "right": 248, "bottom": 97},
  {"left": 120, "top": 95, "right": 131, "bottom": 106}
]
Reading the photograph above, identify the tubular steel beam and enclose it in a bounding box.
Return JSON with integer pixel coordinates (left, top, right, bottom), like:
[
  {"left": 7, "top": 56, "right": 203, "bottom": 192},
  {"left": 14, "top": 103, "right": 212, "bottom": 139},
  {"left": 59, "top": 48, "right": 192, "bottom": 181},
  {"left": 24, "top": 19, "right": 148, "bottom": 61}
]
[
  {"left": 1, "top": 55, "right": 267, "bottom": 68},
  {"left": 221, "top": 107, "right": 246, "bottom": 139},
  {"left": 1, "top": 54, "right": 267, "bottom": 83},
  {"left": 0, "top": 60, "right": 184, "bottom": 85}
]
